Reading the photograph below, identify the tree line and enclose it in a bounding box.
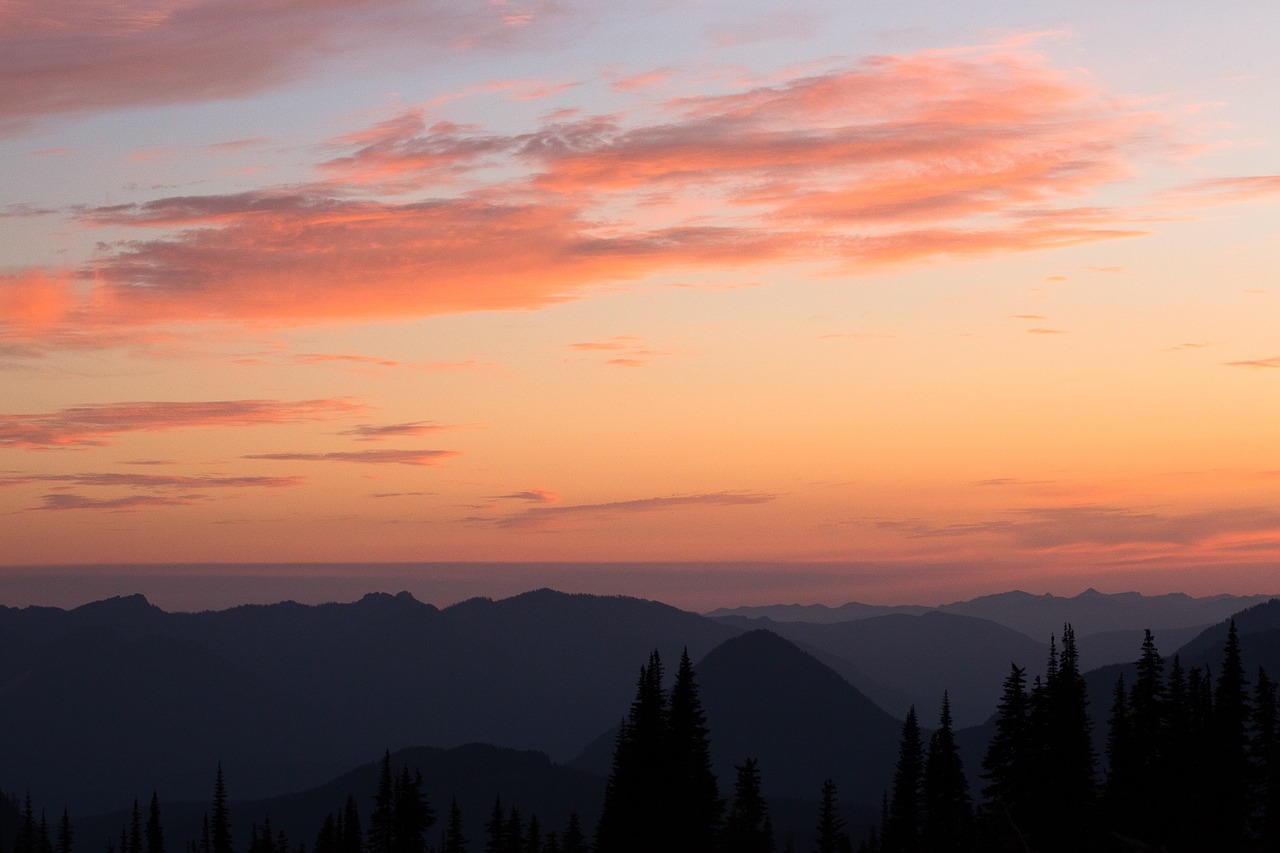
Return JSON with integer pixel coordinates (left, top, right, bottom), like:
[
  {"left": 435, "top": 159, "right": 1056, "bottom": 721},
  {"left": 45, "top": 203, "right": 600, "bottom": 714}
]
[{"left": 6, "top": 622, "right": 1279, "bottom": 852}]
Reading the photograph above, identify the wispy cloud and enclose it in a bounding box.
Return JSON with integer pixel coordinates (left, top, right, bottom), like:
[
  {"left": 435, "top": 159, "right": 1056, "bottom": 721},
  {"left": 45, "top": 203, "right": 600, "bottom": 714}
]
[
  {"left": 243, "top": 448, "right": 457, "bottom": 465},
  {"left": 338, "top": 422, "right": 446, "bottom": 441},
  {"left": 1166, "top": 175, "right": 1280, "bottom": 206},
  {"left": 880, "top": 503, "right": 1280, "bottom": 550},
  {"left": 31, "top": 493, "right": 196, "bottom": 512},
  {"left": 0, "top": 398, "right": 364, "bottom": 448},
  {"left": 1224, "top": 356, "right": 1280, "bottom": 369},
  {"left": 490, "top": 488, "right": 559, "bottom": 503},
  {"left": 472, "top": 490, "right": 777, "bottom": 529},
  {"left": 567, "top": 335, "right": 671, "bottom": 367},
  {"left": 0, "top": 472, "right": 303, "bottom": 489}
]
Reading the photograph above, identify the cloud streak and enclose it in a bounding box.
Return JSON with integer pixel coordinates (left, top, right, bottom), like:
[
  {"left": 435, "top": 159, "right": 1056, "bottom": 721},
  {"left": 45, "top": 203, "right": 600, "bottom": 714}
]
[
  {"left": 474, "top": 491, "right": 777, "bottom": 529},
  {"left": 243, "top": 448, "right": 457, "bottom": 465},
  {"left": 0, "top": 399, "right": 364, "bottom": 448}
]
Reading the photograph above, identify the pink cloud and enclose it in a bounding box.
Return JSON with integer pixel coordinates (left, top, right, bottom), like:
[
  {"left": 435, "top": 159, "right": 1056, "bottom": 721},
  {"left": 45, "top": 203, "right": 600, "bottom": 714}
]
[
  {"left": 1167, "top": 175, "right": 1280, "bottom": 205},
  {"left": 5, "top": 42, "right": 1168, "bottom": 345},
  {"left": 0, "top": 398, "right": 363, "bottom": 448},
  {"left": 0, "top": 0, "right": 564, "bottom": 129}
]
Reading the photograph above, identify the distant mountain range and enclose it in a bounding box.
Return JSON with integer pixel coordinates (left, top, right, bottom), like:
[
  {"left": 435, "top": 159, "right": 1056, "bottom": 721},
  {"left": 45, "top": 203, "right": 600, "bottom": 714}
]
[
  {"left": 1, "top": 585, "right": 1276, "bottom": 832},
  {"left": 708, "top": 587, "right": 1274, "bottom": 640}
]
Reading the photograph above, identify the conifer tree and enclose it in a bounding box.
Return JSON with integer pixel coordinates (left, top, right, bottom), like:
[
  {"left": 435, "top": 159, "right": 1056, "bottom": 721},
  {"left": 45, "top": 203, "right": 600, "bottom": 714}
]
[
  {"left": 146, "top": 795, "right": 164, "bottom": 853},
  {"left": 1251, "top": 667, "right": 1280, "bottom": 850},
  {"left": 1213, "top": 620, "right": 1251, "bottom": 849},
  {"left": 129, "top": 801, "right": 143, "bottom": 853},
  {"left": 921, "top": 693, "right": 971, "bottom": 853},
  {"left": 595, "top": 652, "right": 669, "bottom": 853},
  {"left": 980, "top": 663, "right": 1027, "bottom": 819},
  {"left": 1102, "top": 675, "right": 1135, "bottom": 833},
  {"left": 341, "top": 796, "right": 362, "bottom": 853},
  {"left": 211, "top": 766, "right": 232, "bottom": 853},
  {"left": 440, "top": 798, "right": 466, "bottom": 853},
  {"left": 558, "top": 816, "right": 584, "bottom": 853},
  {"left": 813, "top": 779, "right": 848, "bottom": 853},
  {"left": 884, "top": 707, "right": 922, "bottom": 853},
  {"left": 666, "top": 648, "right": 722, "bottom": 852},
  {"left": 722, "top": 758, "right": 774, "bottom": 853},
  {"left": 501, "top": 809, "right": 522, "bottom": 853},
  {"left": 523, "top": 815, "right": 540, "bottom": 853},
  {"left": 391, "top": 767, "right": 433, "bottom": 853},
  {"left": 369, "top": 753, "right": 395, "bottom": 853},
  {"left": 483, "top": 799, "right": 504, "bottom": 853},
  {"left": 57, "top": 808, "right": 74, "bottom": 853}
]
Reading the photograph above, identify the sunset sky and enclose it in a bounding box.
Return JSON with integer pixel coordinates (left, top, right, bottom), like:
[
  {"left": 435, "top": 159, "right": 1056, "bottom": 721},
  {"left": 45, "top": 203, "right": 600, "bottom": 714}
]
[{"left": 3, "top": 0, "right": 1279, "bottom": 610}]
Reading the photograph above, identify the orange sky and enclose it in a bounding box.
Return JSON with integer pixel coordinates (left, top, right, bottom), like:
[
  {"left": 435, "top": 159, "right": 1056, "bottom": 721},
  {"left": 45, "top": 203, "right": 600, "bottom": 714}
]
[{"left": 2, "top": 1, "right": 1279, "bottom": 608}]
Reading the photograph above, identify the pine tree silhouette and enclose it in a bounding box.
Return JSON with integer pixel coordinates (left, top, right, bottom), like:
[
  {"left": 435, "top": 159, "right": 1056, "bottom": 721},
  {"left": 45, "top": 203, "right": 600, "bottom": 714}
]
[
  {"left": 211, "top": 766, "right": 232, "bottom": 853},
  {"left": 145, "top": 794, "right": 164, "bottom": 853},
  {"left": 813, "top": 779, "right": 848, "bottom": 853},
  {"left": 884, "top": 707, "right": 922, "bottom": 853},
  {"left": 921, "top": 693, "right": 971, "bottom": 853},
  {"left": 440, "top": 797, "right": 467, "bottom": 853},
  {"left": 722, "top": 758, "right": 774, "bottom": 853}
]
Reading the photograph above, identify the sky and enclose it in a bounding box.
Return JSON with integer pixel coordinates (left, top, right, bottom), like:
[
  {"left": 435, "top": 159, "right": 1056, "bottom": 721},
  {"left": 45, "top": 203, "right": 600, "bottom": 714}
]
[{"left": 2, "top": 0, "right": 1279, "bottom": 610}]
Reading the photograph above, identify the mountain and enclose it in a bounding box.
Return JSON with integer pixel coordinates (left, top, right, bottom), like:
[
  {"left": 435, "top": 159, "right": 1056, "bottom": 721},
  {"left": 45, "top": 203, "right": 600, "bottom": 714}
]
[
  {"left": 0, "top": 589, "right": 736, "bottom": 815},
  {"left": 705, "top": 602, "right": 930, "bottom": 623},
  {"left": 572, "top": 630, "right": 902, "bottom": 806},
  {"left": 711, "top": 611, "right": 1049, "bottom": 727},
  {"left": 710, "top": 590, "right": 1276, "bottom": 658}
]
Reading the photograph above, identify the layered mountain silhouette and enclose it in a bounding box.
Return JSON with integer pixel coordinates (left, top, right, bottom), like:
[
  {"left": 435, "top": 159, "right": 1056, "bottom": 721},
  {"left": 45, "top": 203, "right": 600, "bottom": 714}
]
[
  {"left": 712, "top": 588, "right": 1271, "bottom": 651},
  {"left": 711, "top": 611, "right": 1049, "bottom": 727},
  {"left": 0, "top": 589, "right": 734, "bottom": 814},
  {"left": 3, "top": 585, "right": 1275, "bottom": 825}
]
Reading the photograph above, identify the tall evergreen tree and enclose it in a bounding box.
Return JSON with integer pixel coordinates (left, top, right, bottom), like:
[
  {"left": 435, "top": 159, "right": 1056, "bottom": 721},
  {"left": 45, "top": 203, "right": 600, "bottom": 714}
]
[
  {"left": 391, "top": 767, "right": 433, "bottom": 853},
  {"left": 211, "top": 766, "right": 232, "bottom": 853},
  {"left": 341, "top": 796, "right": 363, "bottom": 853},
  {"left": 369, "top": 753, "right": 395, "bottom": 853},
  {"left": 1212, "top": 620, "right": 1251, "bottom": 849},
  {"left": 884, "top": 708, "right": 922, "bottom": 853},
  {"left": 813, "top": 779, "right": 848, "bottom": 853},
  {"left": 666, "top": 648, "right": 722, "bottom": 853},
  {"left": 722, "top": 758, "right": 774, "bottom": 853},
  {"left": 980, "top": 664, "right": 1027, "bottom": 818},
  {"left": 57, "top": 809, "right": 73, "bottom": 853},
  {"left": 558, "top": 817, "right": 583, "bottom": 853},
  {"left": 921, "top": 694, "right": 971, "bottom": 853},
  {"left": 501, "top": 809, "right": 522, "bottom": 853},
  {"left": 522, "top": 815, "right": 540, "bottom": 853},
  {"left": 1102, "top": 675, "right": 1135, "bottom": 834},
  {"left": 1251, "top": 667, "right": 1280, "bottom": 850},
  {"left": 483, "top": 799, "right": 504, "bottom": 853},
  {"left": 595, "top": 651, "right": 669, "bottom": 853},
  {"left": 128, "top": 801, "right": 143, "bottom": 853},
  {"left": 145, "top": 795, "right": 164, "bottom": 853},
  {"left": 440, "top": 798, "right": 467, "bottom": 853}
]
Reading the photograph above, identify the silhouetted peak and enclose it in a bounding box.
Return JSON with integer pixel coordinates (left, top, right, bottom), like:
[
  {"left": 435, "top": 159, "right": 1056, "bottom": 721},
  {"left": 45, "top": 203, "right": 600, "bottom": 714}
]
[
  {"left": 73, "top": 593, "right": 158, "bottom": 615},
  {"left": 355, "top": 590, "right": 428, "bottom": 610}
]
